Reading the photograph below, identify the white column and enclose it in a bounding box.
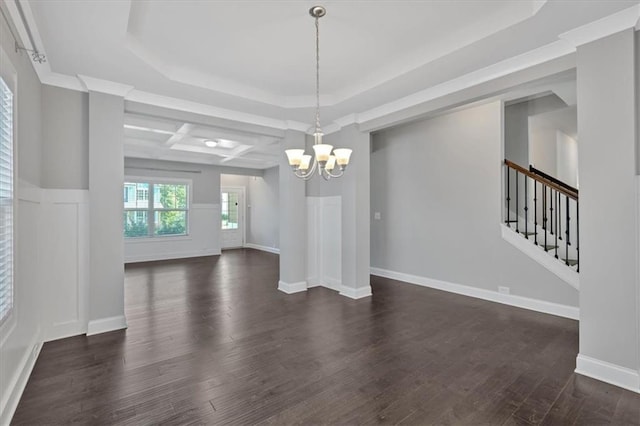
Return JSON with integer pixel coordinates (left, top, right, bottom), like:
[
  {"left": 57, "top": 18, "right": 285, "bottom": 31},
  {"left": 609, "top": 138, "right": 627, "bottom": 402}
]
[
  {"left": 338, "top": 125, "right": 372, "bottom": 299},
  {"left": 572, "top": 29, "right": 639, "bottom": 391},
  {"left": 79, "top": 76, "right": 132, "bottom": 335},
  {"left": 278, "top": 129, "right": 308, "bottom": 293}
]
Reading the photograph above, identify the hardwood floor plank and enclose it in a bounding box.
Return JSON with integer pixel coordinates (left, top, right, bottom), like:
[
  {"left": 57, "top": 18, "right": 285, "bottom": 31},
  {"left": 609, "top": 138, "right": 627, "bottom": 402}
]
[{"left": 11, "top": 249, "right": 640, "bottom": 425}]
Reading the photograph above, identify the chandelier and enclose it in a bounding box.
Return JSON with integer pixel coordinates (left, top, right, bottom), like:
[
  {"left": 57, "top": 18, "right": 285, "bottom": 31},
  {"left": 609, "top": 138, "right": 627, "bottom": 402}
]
[{"left": 285, "top": 6, "right": 352, "bottom": 180}]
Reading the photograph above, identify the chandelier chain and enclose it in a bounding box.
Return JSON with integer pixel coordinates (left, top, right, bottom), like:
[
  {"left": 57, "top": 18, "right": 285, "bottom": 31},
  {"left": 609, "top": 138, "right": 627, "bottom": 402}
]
[{"left": 315, "top": 14, "right": 321, "bottom": 134}]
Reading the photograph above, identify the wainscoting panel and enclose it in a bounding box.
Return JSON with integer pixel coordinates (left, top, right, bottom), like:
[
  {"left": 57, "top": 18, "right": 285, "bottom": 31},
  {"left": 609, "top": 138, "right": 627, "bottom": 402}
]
[
  {"left": 307, "top": 196, "right": 341, "bottom": 291},
  {"left": 125, "top": 204, "right": 221, "bottom": 263},
  {"left": 41, "top": 190, "right": 89, "bottom": 342}
]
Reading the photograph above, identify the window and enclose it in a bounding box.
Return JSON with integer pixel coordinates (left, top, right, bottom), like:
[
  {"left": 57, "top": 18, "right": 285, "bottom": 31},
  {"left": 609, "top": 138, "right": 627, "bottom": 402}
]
[
  {"left": 221, "top": 191, "right": 239, "bottom": 230},
  {"left": 123, "top": 181, "right": 189, "bottom": 238},
  {"left": 0, "top": 77, "right": 14, "bottom": 324}
]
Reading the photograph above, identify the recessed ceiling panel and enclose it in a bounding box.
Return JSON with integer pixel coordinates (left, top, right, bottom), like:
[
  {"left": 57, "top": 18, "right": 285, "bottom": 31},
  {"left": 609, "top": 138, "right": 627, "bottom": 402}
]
[{"left": 125, "top": 0, "right": 542, "bottom": 103}]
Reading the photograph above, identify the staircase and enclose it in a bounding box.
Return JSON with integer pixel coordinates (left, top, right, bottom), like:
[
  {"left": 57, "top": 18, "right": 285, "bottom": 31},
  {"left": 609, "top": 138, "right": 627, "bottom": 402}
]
[{"left": 503, "top": 160, "right": 579, "bottom": 287}]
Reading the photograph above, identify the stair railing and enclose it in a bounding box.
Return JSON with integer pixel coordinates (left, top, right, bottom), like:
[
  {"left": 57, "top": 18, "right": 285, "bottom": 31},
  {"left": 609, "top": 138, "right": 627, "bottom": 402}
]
[{"left": 504, "top": 159, "right": 579, "bottom": 272}]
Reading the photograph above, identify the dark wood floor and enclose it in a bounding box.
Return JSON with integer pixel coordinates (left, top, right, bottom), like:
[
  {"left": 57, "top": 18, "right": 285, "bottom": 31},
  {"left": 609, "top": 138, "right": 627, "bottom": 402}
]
[{"left": 12, "top": 249, "right": 640, "bottom": 425}]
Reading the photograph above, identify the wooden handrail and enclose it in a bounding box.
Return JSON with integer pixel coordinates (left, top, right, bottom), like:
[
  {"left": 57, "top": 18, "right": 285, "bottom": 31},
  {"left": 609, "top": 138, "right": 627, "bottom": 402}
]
[
  {"left": 504, "top": 159, "right": 578, "bottom": 200},
  {"left": 529, "top": 165, "right": 579, "bottom": 194}
]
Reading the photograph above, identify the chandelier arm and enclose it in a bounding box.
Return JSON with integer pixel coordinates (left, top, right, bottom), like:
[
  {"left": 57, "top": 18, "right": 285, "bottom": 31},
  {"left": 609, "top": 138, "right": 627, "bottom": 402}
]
[
  {"left": 294, "top": 157, "right": 319, "bottom": 180},
  {"left": 324, "top": 168, "right": 344, "bottom": 179}
]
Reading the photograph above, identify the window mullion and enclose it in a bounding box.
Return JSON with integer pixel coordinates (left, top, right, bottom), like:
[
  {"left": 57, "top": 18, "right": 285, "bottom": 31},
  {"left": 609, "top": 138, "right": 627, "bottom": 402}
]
[{"left": 149, "top": 183, "right": 155, "bottom": 237}]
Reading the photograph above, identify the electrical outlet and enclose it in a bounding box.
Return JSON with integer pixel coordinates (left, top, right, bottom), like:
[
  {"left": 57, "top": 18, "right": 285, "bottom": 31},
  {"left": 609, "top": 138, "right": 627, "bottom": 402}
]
[
  {"left": 498, "top": 286, "right": 510, "bottom": 295},
  {"left": 374, "top": 212, "right": 381, "bottom": 220}
]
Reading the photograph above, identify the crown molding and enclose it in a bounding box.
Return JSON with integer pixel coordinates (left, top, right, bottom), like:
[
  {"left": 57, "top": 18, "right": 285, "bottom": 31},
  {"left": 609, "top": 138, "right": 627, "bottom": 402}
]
[
  {"left": 354, "top": 39, "right": 574, "bottom": 126},
  {"left": 559, "top": 4, "right": 640, "bottom": 48},
  {"left": 77, "top": 75, "right": 134, "bottom": 97},
  {"left": 126, "top": 89, "right": 310, "bottom": 132},
  {"left": 284, "top": 120, "right": 310, "bottom": 133},
  {"left": 41, "top": 72, "right": 86, "bottom": 92}
]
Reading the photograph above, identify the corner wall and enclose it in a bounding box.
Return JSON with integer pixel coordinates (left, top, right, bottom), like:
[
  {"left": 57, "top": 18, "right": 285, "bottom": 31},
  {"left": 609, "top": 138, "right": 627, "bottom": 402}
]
[{"left": 370, "top": 101, "right": 579, "bottom": 309}]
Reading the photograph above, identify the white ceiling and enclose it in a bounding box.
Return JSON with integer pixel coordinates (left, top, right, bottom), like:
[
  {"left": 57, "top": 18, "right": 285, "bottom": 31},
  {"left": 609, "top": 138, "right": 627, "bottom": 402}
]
[{"left": 8, "top": 0, "right": 640, "bottom": 167}]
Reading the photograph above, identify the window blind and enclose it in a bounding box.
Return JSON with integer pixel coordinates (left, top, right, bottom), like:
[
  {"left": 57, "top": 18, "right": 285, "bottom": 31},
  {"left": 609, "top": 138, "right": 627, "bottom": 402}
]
[{"left": 0, "top": 77, "right": 13, "bottom": 324}]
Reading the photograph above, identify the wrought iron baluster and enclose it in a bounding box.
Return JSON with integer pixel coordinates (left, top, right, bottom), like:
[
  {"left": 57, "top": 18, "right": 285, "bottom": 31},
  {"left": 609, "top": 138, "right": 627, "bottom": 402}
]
[
  {"left": 557, "top": 191, "right": 562, "bottom": 241},
  {"left": 554, "top": 190, "right": 559, "bottom": 259},
  {"left": 524, "top": 175, "right": 528, "bottom": 238},
  {"left": 543, "top": 185, "right": 547, "bottom": 249},
  {"left": 549, "top": 187, "right": 554, "bottom": 235},
  {"left": 576, "top": 200, "right": 579, "bottom": 272},
  {"left": 506, "top": 166, "right": 510, "bottom": 227},
  {"left": 534, "top": 180, "right": 538, "bottom": 245},
  {"left": 565, "top": 196, "right": 570, "bottom": 266},
  {"left": 515, "top": 172, "right": 519, "bottom": 233}
]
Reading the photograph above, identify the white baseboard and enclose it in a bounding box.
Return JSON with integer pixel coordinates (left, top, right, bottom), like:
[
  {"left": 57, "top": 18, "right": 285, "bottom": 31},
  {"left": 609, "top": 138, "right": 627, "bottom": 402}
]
[
  {"left": 307, "top": 276, "right": 321, "bottom": 288},
  {"left": 576, "top": 354, "right": 640, "bottom": 393},
  {"left": 370, "top": 267, "right": 579, "bottom": 320},
  {"left": 125, "top": 249, "right": 221, "bottom": 264},
  {"left": 0, "top": 333, "right": 42, "bottom": 426},
  {"left": 339, "top": 285, "right": 373, "bottom": 300},
  {"left": 44, "top": 320, "right": 87, "bottom": 343},
  {"left": 87, "top": 315, "right": 128, "bottom": 336},
  {"left": 244, "top": 243, "right": 280, "bottom": 254},
  {"left": 501, "top": 224, "right": 579, "bottom": 290},
  {"left": 278, "top": 280, "right": 307, "bottom": 294}
]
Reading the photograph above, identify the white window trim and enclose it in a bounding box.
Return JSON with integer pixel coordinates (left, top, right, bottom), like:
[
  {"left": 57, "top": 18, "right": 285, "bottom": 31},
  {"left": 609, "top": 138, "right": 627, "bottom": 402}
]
[{"left": 124, "top": 176, "right": 193, "bottom": 239}]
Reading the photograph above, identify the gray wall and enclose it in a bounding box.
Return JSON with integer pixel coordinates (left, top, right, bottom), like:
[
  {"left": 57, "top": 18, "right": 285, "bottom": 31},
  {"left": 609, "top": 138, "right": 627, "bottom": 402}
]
[
  {"left": 88, "top": 92, "right": 125, "bottom": 323},
  {"left": 221, "top": 174, "right": 250, "bottom": 188},
  {"left": 637, "top": 30, "right": 640, "bottom": 174},
  {"left": 577, "top": 29, "right": 638, "bottom": 371},
  {"left": 504, "top": 101, "right": 530, "bottom": 166},
  {"left": 248, "top": 167, "right": 279, "bottom": 249},
  {"left": 126, "top": 158, "right": 222, "bottom": 204},
  {"left": 371, "top": 101, "right": 578, "bottom": 307},
  {"left": 41, "top": 85, "right": 88, "bottom": 189}
]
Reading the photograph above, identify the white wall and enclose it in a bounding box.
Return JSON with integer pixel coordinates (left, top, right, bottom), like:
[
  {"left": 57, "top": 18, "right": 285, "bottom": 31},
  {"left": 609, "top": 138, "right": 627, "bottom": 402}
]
[{"left": 370, "top": 101, "right": 579, "bottom": 308}]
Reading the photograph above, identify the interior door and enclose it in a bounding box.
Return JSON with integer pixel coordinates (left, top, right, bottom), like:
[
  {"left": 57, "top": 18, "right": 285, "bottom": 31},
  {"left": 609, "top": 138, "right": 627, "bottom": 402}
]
[{"left": 221, "top": 187, "right": 244, "bottom": 249}]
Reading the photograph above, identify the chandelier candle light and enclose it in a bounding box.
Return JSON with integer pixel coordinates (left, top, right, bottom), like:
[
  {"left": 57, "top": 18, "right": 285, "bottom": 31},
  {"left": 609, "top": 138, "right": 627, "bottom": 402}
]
[{"left": 285, "top": 6, "right": 352, "bottom": 180}]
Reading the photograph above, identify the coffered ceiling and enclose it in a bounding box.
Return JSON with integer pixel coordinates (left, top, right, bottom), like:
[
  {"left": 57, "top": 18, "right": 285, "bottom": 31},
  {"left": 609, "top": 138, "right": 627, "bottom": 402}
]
[{"left": 123, "top": 113, "right": 282, "bottom": 169}]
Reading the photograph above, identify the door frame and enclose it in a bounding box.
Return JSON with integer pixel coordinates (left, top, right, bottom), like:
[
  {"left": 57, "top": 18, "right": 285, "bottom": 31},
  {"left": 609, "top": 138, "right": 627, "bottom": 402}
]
[{"left": 220, "top": 186, "right": 246, "bottom": 249}]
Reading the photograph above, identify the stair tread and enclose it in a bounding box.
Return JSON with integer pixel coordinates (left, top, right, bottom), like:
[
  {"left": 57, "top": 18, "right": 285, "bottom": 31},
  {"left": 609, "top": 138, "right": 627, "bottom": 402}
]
[{"left": 564, "top": 259, "right": 578, "bottom": 266}]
